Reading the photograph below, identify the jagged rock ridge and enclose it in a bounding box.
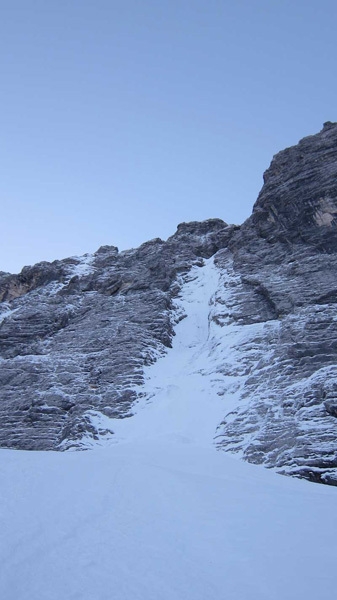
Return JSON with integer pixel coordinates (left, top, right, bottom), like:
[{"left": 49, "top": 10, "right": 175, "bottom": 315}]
[{"left": 1, "top": 122, "right": 337, "bottom": 485}]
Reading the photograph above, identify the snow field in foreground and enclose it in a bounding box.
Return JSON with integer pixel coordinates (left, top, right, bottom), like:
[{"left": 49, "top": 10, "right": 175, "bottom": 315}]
[{"left": 0, "top": 441, "right": 336, "bottom": 600}]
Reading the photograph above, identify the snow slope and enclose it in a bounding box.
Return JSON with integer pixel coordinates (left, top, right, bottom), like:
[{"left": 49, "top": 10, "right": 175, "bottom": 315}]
[
  {"left": 1, "top": 258, "right": 337, "bottom": 600},
  {"left": 1, "top": 442, "right": 336, "bottom": 600}
]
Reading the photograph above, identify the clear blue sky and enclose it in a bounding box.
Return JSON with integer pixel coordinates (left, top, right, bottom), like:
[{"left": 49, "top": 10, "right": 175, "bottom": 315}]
[{"left": 1, "top": 0, "right": 336, "bottom": 273}]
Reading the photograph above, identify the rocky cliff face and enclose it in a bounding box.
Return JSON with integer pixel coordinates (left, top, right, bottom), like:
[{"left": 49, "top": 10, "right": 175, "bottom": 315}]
[
  {"left": 216, "top": 121, "right": 337, "bottom": 484},
  {"left": 0, "top": 219, "right": 232, "bottom": 451},
  {"left": 1, "top": 123, "right": 337, "bottom": 485}
]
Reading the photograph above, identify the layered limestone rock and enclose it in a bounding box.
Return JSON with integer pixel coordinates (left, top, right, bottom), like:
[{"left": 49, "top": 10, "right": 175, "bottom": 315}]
[
  {"left": 245, "top": 121, "right": 337, "bottom": 247},
  {"left": 1, "top": 122, "right": 337, "bottom": 485},
  {"left": 215, "top": 122, "right": 337, "bottom": 485}
]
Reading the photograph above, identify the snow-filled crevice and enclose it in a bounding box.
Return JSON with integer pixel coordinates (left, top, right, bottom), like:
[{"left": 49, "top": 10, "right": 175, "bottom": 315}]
[
  {"left": 79, "top": 256, "right": 278, "bottom": 449},
  {"left": 105, "top": 257, "right": 226, "bottom": 445}
]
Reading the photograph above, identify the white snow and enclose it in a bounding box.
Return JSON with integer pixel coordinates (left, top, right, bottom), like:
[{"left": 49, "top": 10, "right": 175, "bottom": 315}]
[
  {"left": 69, "top": 253, "right": 95, "bottom": 277},
  {"left": 0, "top": 304, "right": 19, "bottom": 324},
  {"left": 1, "top": 258, "right": 337, "bottom": 600},
  {"left": 0, "top": 441, "right": 336, "bottom": 600}
]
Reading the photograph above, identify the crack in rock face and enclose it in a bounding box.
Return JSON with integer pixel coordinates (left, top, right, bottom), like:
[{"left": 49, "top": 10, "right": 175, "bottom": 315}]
[{"left": 1, "top": 123, "right": 337, "bottom": 485}]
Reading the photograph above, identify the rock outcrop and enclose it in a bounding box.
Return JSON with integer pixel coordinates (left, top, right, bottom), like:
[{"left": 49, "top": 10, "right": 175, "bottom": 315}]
[
  {"left": 215, "top": 122, "right": 337, "bottom": 485},
  {"left": 1, "top": 122, "right": 337, "bottom": 485}
]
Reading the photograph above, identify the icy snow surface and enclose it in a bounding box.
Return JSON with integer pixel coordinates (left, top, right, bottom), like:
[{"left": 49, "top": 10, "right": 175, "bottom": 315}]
[
  {"left": 1, "top": 259, "right": 337, "bottom": 599},
  {"left": 69, "top": 253, "right": 95, "bottom": 278}
]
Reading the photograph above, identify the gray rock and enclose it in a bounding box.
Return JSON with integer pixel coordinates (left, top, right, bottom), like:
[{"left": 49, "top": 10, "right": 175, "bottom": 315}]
[{"left": 215, "top": 123, "right": 337, "bottom": 485}]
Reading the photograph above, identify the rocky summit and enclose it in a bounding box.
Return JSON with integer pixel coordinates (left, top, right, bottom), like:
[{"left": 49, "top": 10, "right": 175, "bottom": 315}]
[{"left": 1, "top": 122, "right": 337, "bottom": 485}]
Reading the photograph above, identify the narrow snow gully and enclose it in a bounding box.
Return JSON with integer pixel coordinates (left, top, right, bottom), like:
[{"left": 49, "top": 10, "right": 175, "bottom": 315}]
[
  {"left": 83, "top": 255, "right": 278, "bottom": 451},
  {"left": 93, "top": 257, "right": 225, "bottom": 446}
]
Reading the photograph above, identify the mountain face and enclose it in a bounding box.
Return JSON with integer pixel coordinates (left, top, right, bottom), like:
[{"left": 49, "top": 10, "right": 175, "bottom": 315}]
[{"left": 1, "top": 122, "right": 337, "bottom": 485}]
